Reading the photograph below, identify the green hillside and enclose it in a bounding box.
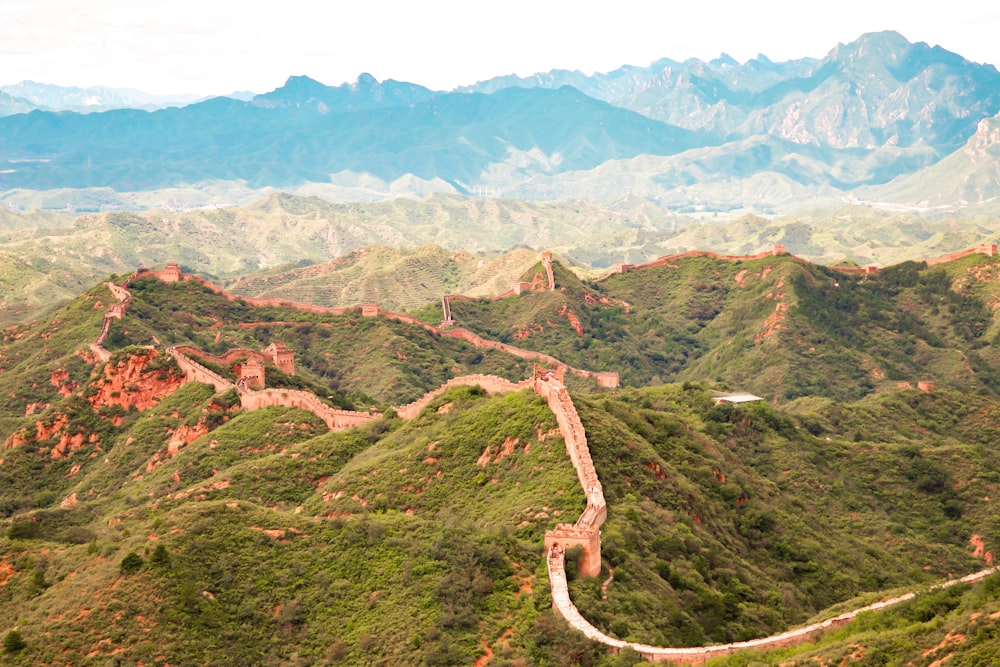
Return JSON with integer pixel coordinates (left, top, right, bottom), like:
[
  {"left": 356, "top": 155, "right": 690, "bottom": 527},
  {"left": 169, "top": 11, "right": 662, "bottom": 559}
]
[
  {"left": 3, "top": 268, "right": 1000, "bottom": 664},
  {"left": 227, "top": 245, "right": 543, "bottom": 313},
  {"left": 441, "top": 252, "right": 1000, "bottom": 404}
]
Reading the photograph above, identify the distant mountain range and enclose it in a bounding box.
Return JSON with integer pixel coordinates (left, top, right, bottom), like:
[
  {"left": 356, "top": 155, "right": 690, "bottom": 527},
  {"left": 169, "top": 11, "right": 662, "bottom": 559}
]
[
  {"left": 0, "top": 81, "right": 226, "bottom": 114},
  {"left": 0, "top": 31, "right": 998, "bottom": 213},
  {"left": 464, "top": 31, "right": 1000, "bottom": 153}
]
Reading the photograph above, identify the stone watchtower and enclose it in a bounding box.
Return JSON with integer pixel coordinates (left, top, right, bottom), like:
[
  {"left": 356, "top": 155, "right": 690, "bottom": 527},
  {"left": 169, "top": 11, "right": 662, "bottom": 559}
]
[
  {"left": 160, "top": 263, "right": 182, "bottom": 283},
  {"left": 264, "top": 343, "right": 295, "bottom": 375},
  {"left": 239, "top": 357, "right": 265, "bottom": 390}
]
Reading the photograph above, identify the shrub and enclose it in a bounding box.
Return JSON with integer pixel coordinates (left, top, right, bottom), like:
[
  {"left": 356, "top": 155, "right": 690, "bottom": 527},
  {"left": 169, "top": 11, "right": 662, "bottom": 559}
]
[
  {"left": 7, "top": 521, "right": 40, "bottom": 540},
  {"left": 149, "top": 544, "right": 171, "bottom": 569},
  {"left": 120, "top": 551, "right": 144, "bottom": 575},
  {"left": 3, "top": 630, "right": 26, "bottom": 654}
]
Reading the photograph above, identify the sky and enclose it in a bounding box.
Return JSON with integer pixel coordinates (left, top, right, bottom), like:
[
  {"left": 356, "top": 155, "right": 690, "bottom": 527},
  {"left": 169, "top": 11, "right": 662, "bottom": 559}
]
[{"left": 1, "top": 0, "right": 998, "bottom": 96}]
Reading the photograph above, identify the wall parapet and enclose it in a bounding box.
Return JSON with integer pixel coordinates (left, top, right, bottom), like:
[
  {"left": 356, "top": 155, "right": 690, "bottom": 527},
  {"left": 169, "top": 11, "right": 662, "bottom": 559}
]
[{"left": 395, "top": 374, "right": 531, "bottom": 420}]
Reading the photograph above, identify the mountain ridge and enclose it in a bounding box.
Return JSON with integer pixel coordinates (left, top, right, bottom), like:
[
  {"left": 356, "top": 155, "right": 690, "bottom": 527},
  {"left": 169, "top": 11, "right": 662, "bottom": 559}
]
[{"left": 2, "top": 32, "right": 999, "bottom": 211}]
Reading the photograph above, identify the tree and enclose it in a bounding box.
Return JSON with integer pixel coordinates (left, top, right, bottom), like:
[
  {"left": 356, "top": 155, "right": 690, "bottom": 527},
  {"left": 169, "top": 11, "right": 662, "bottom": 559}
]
[
  {"left": 149, "top": 544, "right": 171, "bottom": 569},
  {"left": 120, "top": 551, "right": 144, "bottom": 575},
  {"left": 3, "top": 630, "right": 26, "bottom": 654}
]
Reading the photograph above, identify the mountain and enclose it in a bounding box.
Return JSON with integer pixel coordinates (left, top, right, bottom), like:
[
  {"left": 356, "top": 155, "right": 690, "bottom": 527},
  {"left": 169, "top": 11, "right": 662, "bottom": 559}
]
[
  {"left": 0, "top": 81, "right": 203, "bottom": 113},
  {"left": 0, "top": 193, "right": 690, "bottom": 320},
  {"left": 1, "top": 33, "right": 998, "bottom": 210},
  {"left": 493, "top": 134, "right": 939, "bottom": 212},
  {"left": 431, "top": 251, "right": 1000, "bottom": 403},
  {"left": 225, "top": 245, "right": 545, "bottom": 313},
  {"left": 2, "top": 268, "right": 1000, "bottom": 664},
  {"left": 7, "top": 192, "right": 1000, "bottom": 322},
  {"left": 0, "top": 91, "right": 38, "bottom": 117},
  {"left": 855, "top": 112, "right": 1000, "bottom": 208},
  {"left": 464, "top": 31, "right": 1000, "bottom": 153},
  {"left": 252, "top": 73, "right": 435, "bottom": 113},
  {"left": 0, "top": 77, "right": 708, "bottom": 193}
]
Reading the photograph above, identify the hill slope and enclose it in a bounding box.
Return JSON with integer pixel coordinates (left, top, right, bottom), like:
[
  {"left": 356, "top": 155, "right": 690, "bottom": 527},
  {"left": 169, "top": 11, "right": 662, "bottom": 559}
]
[
  {"left": 439, "top": 251, "right": 1000, "bottom": 403},
  {"left": 2, "top": 274, "right": 1000, "bottom": 663}
]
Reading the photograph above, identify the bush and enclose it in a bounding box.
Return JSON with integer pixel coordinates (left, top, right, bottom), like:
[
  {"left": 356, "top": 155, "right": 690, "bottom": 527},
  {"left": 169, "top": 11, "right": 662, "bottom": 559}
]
[
  {"left": 120, "top": 551, "right": 144, "bottom": 575},
  {"left": 3, "top": 630, "right": 26, "bottom": 654},
  {"left": 7, "top": 521, "right": 40, "bottom": 540},
  {"left": 149, "top": 544, "right": 172, "bottom": 569}
]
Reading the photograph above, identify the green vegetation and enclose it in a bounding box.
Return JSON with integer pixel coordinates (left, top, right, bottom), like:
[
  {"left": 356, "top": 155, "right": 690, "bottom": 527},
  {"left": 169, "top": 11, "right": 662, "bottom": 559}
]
[
  {"left": 3, "top": 630, "right": 26, "bottom": 654},
  {"left": 447, "top": 253, "right": 1000, "bottom": 403},
  {"left": 3, "top": 260, "right": 1000, "bottom": 664}
]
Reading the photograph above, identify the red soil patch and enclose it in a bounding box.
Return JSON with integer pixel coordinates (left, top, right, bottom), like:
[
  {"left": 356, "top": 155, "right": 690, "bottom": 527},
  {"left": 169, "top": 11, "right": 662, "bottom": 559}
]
[
  {"left": 49, "top": 368, "right": 78, "bottom": 396},
  {"left": 88, "top": 349, "right": 184, "bottom": 412},
  {"left": 755, "top": 302, "right": 788, "bottom": 343},
  {"left": 556, "top": 305, "right": 584, "bottom": 335},
  {"left": 477, "top": 437, "right": 525, "bottom": 467},
  {"left": 24, "top": 401, "right": 49, "bottom": 416},
  {"left": 513, "top": 323, "right": 545, "bottom": 340},
  {"left": 922, "top": 631, "right": 966, "bottom": 657},
  {"left": 475, "top": 643, "right": 494, "bottom": 667},
  {"left": 250, "top": 526, "right": 287, "bottom": 540},
  {"left": 970, "top": 533, "right": 994, "bottom": 565},
  {"left": 646, "top": 461, "right": 666, "bottom": 480},
  {"left": 0, "top": 562, "right": 15, "bottom": 586}
]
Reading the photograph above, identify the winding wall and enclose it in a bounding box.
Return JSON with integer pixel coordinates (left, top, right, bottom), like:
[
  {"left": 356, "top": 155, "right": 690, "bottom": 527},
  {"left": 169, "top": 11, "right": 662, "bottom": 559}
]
[
  {"left": 132, "top": 265, "right": 619, "bottom": 389},
  {"left": 548, "top": 548, "right": 997, "bottom": 664},
  {"left": 110, "top": 262, "right": 1000, "bottom": 662},
  {"left": 600, "top": 243, "right": 999, "bottom": 282}
]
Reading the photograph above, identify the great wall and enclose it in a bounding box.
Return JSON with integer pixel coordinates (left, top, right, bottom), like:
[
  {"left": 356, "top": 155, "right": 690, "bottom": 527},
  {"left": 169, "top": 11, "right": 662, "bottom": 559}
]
[
  {"left": 600, "top": 242, "right": 998, "bottom": 280},
  {"left": 87, "top": 252, "right": 1000, "bottom": 664}
]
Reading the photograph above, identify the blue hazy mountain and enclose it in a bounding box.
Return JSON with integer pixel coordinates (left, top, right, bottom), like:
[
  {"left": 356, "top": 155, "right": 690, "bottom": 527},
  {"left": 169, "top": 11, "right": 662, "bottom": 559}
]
[{"left": 0, "top": 76, "right": 709, "bottom": 191}]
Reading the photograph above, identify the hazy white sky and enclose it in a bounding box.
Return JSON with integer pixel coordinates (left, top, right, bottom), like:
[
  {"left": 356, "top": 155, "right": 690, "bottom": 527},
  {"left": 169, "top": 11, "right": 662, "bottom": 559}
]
[{"left": 1, "top": 0, "right": 997, "bottom": 95}]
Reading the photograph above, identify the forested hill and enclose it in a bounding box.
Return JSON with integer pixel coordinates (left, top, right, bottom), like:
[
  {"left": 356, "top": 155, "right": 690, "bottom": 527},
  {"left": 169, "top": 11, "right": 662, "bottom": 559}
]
[
  {"left": 2, "top": 269, "right": 1000, "bottom": 664},
  {"left": 429, "top": 248, "right": 1000, "bottom": 404}
]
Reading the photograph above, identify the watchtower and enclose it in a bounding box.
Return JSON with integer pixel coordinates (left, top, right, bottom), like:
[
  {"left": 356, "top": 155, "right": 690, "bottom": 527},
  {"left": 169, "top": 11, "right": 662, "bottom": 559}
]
[
  {"left": 264, "top": 343, "right": 295, "bottom": 375},
  {"left": 161, "top": 263, "right": 182, "bottom": 283},
  {"left": 239, "top": 357, "right": 265, "bottom": 390}
]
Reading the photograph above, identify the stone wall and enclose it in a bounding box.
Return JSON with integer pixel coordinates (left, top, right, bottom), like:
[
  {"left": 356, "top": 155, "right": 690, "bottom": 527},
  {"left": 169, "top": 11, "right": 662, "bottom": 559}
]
[
  {"left": 168, "top": 346, "right": 234, "bottom": 392},
  {"left": 600, "top": 243, "right": 999, "bottom": 283},
  {"left": 395, "top": 374, "right": 531, "bottom": 420},
  {"left": 542, "top": 251, "right": 555, "bottom": 290},
  {"left": 138, "top": 263, "right": 619, "bottom": 390},
  {"left": 926, "top": 243, "right": 998, "bottom": 266},
  {"left": 536, "top": 376, "right": 606, "bottom": 577},
  {"left": 238, "top": 389, "right": 376, "bottom": 430},
  {"left": 548, "top": 550, "right": 998, "bottom": 664},
  {"left": 92, "top": 281, "right": 135, "bottom": 360}
]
